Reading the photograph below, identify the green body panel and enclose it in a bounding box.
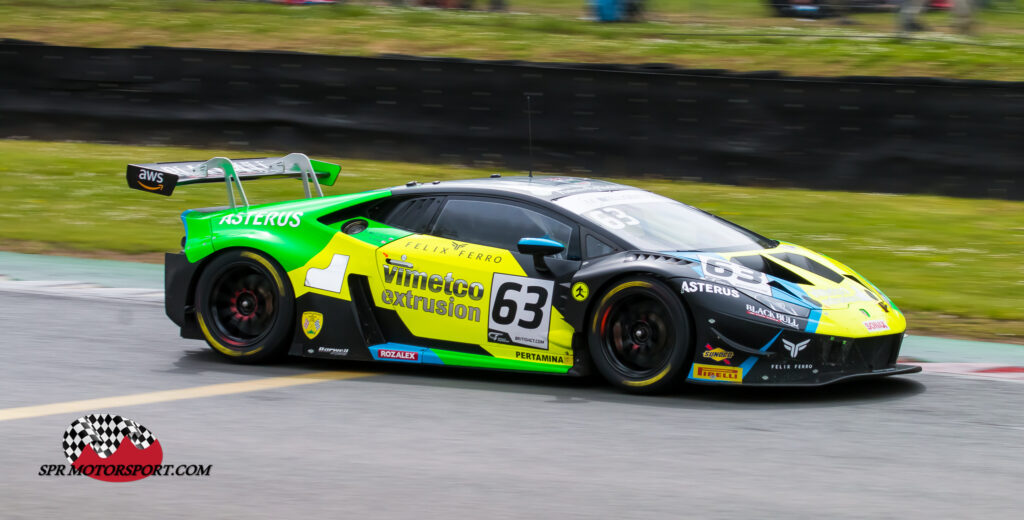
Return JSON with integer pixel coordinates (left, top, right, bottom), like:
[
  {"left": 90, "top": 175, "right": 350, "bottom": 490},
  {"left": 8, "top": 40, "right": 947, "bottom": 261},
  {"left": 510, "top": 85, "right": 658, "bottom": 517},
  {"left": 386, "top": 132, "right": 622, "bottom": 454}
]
[
  {"left": 433, "top": 349, "right": 572, "bottom": 374},
  {"left": 310, "top": 159, "right": 341, "bottom": 186},
  {"left": 181, "top": 189, "right": 391, "bottom": 269},
  {"left": 333, "top": 217, "right": 414, "bottom": 247}
]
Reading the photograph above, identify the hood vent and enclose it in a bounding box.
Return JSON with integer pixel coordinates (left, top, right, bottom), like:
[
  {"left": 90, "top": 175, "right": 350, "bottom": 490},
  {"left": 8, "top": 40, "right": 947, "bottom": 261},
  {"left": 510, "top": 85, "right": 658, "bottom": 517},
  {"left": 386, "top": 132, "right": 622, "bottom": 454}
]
[
  {"left": 844, "top": 274, "right": 881, "bottom": 301},
  {"left": 769, "top": 252, "right": 845, "bottom": 283},
  {"left": 626, "top": 253, "right": 689, "bottom": 265},
  {"left": 731, "top": 254, "right": 811, "bottom": 285}
]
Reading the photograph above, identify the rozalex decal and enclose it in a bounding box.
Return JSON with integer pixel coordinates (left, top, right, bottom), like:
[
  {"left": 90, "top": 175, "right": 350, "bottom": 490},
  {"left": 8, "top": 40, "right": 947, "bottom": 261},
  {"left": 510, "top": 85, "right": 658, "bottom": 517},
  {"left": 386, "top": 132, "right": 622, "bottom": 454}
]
[
  {"left": 379, "top": 349, "right": 418, "bottom": 361},
  {"left": 38, "top": 414, "right": 211, "bottom": 481}
]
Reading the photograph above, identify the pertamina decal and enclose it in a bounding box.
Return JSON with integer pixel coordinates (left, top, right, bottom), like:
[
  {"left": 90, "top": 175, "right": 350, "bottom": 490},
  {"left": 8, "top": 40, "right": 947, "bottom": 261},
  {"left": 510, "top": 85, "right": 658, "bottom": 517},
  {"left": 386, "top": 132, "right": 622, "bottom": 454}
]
[
  {"left": 692, "top": 364, "right": 743, "bottom": 383},
  {"left": 302, "top": 311, "right": 324, "bottom": 339}
]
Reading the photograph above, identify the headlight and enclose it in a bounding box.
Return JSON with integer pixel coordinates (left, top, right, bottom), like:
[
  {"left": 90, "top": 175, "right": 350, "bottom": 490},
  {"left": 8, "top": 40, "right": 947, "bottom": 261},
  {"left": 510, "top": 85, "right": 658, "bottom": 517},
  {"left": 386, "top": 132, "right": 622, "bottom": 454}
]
[{"left": 745, "top": 291, "right": 811, "bottom": 318}]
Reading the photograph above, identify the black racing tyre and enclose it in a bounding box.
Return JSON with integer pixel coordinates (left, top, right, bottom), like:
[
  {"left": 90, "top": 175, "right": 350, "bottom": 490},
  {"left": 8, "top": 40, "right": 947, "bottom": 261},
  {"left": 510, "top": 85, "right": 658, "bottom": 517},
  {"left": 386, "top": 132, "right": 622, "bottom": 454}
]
[
  {"left": 194, "top": 249, "right": 295, "bottom": 363},
  {"left": 588, "top": 276, "right": 694, "bottom": 394}
]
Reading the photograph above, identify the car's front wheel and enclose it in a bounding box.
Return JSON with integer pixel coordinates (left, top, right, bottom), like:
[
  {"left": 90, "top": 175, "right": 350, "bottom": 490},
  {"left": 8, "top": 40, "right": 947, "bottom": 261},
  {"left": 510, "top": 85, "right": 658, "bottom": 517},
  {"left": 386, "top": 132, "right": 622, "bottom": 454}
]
[
  {"left": 588, "top": 277, "right": 694, "bottom": 394},
  {"left": 195, "top": 249, "right": 294, "bottom": 363}
]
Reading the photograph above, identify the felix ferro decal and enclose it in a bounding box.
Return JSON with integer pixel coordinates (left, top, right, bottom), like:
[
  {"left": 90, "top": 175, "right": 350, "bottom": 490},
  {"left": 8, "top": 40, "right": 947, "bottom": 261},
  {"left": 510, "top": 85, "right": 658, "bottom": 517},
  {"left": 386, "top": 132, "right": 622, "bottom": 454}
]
[
  {"left": 381, "top": 264, "right": 485, "bottom": 323},
  {"left": 39, "top": 414, "right": 210, "bottom": 481},
  {"left": 218, "top": 211, "right": 303, "bottom": 228},
  {"left": 403, "top": 239, "right": 503, "bottom": 263},
  {"left": 783, "top": 339, "right": 810, "bottom": 358}
]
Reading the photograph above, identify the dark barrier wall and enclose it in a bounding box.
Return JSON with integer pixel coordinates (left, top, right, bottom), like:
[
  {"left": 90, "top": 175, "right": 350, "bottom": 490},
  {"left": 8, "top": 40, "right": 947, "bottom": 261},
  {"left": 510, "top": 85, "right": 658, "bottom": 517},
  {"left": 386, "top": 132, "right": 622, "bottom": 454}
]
[{"left": 1, "top": 40, "right": 1021, "bottom": 198}]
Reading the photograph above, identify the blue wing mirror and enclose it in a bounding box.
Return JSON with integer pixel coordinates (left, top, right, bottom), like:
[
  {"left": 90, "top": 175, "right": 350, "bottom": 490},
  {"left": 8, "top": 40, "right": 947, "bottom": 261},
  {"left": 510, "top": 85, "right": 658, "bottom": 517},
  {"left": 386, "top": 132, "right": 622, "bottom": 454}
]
[{"left": 517, "top": 237, "right": 564, "bottom": 273}]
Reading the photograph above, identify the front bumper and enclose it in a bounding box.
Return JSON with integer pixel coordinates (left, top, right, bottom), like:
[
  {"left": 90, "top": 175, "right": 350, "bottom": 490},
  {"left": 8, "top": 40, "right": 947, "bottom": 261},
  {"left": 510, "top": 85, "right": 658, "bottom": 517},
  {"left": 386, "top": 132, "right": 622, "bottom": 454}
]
[{"left": 686, "top": 309, "right": 920, "bottom": 386}]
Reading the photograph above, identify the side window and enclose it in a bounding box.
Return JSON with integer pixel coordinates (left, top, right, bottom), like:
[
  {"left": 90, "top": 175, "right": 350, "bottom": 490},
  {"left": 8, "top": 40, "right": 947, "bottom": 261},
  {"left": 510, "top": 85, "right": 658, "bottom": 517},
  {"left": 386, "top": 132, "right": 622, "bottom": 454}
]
[
  {"left": 371, "top": 197, "right": 442, "bottom": 233},
  {"left": 431, "top": 199, "right": 573, "bottom": 258},
  {"left": 585, "top": 234, "right": 617, "bottom": 258}
]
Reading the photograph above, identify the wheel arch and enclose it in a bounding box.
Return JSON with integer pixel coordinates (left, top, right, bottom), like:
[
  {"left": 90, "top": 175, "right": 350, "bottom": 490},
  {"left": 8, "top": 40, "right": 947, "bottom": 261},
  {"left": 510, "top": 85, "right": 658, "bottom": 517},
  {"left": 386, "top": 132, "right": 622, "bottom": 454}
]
[{"left": 177, "top": 245, "right": 293, "bottom": 339}]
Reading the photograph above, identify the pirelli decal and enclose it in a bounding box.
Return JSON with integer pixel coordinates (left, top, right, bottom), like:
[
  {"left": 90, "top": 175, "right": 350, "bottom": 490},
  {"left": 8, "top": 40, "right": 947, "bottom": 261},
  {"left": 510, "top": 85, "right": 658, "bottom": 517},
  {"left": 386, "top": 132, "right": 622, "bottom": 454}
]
[{"left": 692, "top": 364, "right": 743, "bottom": 384}]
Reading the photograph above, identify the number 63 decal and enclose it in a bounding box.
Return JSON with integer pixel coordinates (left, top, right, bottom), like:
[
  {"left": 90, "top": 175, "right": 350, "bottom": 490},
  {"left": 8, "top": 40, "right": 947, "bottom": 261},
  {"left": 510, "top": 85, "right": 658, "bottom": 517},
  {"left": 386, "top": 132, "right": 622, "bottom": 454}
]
[
  {"left": 488, "top": 273, "right": 555, "bottom": 350},
  {"left": 699, "top": 256, "right": 772, "bottom": 296}
]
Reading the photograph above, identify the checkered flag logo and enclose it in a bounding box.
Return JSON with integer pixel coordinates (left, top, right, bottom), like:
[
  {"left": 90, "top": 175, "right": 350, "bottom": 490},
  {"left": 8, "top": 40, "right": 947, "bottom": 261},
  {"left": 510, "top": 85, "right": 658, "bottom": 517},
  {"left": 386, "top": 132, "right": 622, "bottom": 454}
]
[{"left": 62, "top": 414, "right": 157, "bottom": 464}]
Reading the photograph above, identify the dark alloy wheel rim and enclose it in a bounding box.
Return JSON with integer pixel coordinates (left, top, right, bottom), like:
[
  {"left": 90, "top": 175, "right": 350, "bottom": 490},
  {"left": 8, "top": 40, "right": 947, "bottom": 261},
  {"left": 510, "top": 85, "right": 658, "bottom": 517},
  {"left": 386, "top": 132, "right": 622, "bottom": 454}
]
[
  {"left": 601, "top": 294, "right": 674, "bottom": 377},
  {"left": 209, "top": 265, "right": 277, "bottom": 346}
]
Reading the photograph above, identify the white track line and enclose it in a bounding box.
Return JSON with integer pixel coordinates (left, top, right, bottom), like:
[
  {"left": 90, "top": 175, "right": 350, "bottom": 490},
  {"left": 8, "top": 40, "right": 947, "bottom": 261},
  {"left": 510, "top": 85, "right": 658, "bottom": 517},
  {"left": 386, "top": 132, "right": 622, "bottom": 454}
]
[{"left": 0, "top": 280, "right": 163, "bottom": 305}]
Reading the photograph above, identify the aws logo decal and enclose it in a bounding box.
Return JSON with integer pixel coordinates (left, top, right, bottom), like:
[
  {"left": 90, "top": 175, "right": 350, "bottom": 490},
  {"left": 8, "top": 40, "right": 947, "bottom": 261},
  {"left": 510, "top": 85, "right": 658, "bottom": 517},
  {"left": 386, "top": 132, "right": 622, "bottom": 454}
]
[{"left": 136, "top": 169, "right": 164, "bottom": 191}]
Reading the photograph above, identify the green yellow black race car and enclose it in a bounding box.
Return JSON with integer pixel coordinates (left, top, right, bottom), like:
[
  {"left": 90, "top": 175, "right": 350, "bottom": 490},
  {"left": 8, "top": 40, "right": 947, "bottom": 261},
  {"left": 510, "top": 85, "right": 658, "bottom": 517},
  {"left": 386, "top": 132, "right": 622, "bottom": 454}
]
[{"left": 127, "top": 153, "right": 920, "bottom": 393}]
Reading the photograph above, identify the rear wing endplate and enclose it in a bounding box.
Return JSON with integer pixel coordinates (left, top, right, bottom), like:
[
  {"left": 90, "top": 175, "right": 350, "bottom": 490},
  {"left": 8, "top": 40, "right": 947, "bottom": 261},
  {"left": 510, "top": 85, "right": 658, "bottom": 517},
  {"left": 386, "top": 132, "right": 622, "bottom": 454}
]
[{"left": 126, "top": 153, "right": 340, "bottom": 208}]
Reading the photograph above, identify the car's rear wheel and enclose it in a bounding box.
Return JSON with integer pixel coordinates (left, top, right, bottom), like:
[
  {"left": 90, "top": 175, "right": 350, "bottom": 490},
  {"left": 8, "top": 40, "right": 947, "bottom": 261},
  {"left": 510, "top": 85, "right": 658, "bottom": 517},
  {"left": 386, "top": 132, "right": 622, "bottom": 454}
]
[
  {"left": 588, "top": 277, "right": 693, "bottom": 394},
  {"left": 195, "top": 249, "right": 294, "bottom": 363}
]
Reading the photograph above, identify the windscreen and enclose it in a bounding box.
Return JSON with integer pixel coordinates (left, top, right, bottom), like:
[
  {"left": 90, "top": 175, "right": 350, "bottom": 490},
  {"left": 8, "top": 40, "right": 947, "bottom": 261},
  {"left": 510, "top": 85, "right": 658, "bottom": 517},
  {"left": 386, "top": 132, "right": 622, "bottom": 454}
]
[{"left": 556, "top": 190, "right": 772, "bottom": 252}]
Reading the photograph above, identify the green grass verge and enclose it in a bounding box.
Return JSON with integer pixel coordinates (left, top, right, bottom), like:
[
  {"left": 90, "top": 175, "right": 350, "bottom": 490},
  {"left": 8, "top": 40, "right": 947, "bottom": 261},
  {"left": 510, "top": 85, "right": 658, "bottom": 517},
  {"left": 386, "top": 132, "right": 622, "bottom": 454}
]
[
  {"left": 0, "top": 0, "right": 1022, "bottom": 80},
  {"left": 0, "top": 139, "right": 1021, "bottom": 343}
]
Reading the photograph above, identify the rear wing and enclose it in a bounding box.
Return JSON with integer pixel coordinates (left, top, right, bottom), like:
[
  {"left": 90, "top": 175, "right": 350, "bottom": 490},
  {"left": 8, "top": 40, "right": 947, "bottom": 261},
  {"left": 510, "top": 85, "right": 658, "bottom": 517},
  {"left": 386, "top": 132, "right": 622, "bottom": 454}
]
[{"left": 126, "top": 153, "right": 340, "bottom": 208}]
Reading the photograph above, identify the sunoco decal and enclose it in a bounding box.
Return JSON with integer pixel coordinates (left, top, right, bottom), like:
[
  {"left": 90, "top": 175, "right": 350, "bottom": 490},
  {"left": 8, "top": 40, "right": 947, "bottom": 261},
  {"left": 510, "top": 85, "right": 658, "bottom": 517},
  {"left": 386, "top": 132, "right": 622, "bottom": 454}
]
[{"left": 702, "top": 344, "right": 734, "bottom": 365}]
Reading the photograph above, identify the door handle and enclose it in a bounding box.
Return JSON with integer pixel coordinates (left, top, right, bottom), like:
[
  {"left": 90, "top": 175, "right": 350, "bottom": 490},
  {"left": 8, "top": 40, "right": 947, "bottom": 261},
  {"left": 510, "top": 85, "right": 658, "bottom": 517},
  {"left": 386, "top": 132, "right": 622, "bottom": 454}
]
[{"left": 386, "top": 257, "right": 414, "bottom": 268}]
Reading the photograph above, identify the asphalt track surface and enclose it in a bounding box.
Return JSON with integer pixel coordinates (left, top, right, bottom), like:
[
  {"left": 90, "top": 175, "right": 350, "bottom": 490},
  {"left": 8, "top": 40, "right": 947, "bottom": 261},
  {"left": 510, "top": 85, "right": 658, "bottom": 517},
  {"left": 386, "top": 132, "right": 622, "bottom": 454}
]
[{"left": 2, "top": 292, "right": 1023, "bottom": 519}]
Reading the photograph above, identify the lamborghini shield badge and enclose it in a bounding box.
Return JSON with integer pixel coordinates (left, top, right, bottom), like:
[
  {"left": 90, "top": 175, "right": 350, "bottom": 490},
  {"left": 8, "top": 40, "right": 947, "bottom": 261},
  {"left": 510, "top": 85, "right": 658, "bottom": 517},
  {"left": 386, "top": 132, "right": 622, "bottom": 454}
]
[{"left": 302, "top": 311, "right": 323, "bottom": 340}]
